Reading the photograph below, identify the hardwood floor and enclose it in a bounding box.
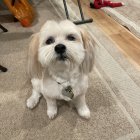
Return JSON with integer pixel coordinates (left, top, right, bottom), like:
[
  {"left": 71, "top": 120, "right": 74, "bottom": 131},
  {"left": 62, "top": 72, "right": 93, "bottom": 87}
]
[{"left": 73, "top": 0, "right": 140, "bottom": 68}]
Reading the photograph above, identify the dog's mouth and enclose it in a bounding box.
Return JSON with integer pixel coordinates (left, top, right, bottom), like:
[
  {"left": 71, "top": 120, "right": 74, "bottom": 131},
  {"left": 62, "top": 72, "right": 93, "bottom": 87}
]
[{"left": 57, "top": 54, "right": 68, "bottom": 61}]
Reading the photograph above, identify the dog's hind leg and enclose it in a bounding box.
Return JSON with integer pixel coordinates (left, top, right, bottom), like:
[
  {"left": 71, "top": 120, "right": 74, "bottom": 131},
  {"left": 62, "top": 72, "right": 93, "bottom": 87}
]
[{"left": 26, "top": 89, "right": 42, "bottom": 109}]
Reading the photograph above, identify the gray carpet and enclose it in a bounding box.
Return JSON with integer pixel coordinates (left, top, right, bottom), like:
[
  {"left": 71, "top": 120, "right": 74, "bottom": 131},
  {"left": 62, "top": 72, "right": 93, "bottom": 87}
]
[{"left": 1, "top": 0, "right": 140, "bottom": 139}]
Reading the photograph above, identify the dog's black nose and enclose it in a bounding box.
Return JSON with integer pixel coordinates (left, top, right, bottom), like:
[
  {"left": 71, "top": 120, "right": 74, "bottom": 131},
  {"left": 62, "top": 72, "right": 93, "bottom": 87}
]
[{"left": 55, "top": 44, "right": 66, "bottom": 54}]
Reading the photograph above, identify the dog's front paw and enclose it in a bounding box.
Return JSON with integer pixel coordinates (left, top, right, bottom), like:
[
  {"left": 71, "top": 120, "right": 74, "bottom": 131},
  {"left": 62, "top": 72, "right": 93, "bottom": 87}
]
[
  {"left": 26, "top": 97, "right": 39, "bottom": 109},
  {"left": 47, "top": 108, "right": 57, "bottom": 119},
  {"left": 77, "top": 106, "right": 90, "bottom": 119}
]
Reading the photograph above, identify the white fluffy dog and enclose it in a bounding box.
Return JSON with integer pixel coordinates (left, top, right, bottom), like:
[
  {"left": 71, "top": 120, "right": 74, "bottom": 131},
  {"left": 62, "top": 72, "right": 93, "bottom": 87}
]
[{"left": 26, "top": 20, "right": 95, "bottom": 119}]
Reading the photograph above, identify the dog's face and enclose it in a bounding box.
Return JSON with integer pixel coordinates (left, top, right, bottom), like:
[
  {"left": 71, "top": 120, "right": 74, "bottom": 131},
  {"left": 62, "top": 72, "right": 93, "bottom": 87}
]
[
  {"left": 38, "top": 20, "right": 85, "bottom": 67},
  {"left": 28, "top": 20, "right": 95, "bottom": 78}
]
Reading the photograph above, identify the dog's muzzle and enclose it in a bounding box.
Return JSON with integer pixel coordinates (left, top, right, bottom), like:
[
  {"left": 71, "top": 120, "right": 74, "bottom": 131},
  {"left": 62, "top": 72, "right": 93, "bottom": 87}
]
[{"left": 55, "top": 44, "right": 67, "bottom": 60}]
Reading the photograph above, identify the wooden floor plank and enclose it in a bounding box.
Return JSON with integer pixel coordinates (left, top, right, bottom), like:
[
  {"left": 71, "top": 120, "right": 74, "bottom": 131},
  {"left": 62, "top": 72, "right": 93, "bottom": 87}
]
[{"left": 73, "top": 0, "right": 140, "bottom": 67}]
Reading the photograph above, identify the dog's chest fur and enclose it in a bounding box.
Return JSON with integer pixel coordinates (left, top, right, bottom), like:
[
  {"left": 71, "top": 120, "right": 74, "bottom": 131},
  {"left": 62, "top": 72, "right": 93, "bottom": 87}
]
[{"left": 33, "top": 67, "right": 89, "bottom": 100}]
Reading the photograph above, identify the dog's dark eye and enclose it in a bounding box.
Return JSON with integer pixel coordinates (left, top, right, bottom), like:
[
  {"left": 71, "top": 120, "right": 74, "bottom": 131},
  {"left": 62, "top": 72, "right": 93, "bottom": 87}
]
[
  {"left": 67, "top": 34, "right": 76, "bottom": 41},
  {"left": 46, "top": 37, "right": 55, "bottom": 45}
]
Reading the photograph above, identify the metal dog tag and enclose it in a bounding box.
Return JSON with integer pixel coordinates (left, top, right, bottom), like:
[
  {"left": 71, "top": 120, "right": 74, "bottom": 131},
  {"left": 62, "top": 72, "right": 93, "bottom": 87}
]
[{"left": 62, "top": 86, "right": 74, "bottom": 99}]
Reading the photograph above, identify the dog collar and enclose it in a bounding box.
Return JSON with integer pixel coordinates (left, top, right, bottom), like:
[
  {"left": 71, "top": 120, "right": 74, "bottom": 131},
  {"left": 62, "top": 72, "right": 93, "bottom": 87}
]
[{"left": 51, "top": 75, "right": 74, "bottom": 99}]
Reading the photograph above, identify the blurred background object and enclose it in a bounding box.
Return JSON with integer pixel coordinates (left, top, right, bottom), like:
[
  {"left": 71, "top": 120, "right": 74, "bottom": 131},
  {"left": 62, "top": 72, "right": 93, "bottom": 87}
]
[{"left": 2, "top": 0, "right": 35, "bottom": 27}]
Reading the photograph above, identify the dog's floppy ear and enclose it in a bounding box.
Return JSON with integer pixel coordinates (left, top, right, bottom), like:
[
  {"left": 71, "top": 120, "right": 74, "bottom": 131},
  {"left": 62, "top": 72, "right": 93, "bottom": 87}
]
[
  {"left": 28, "top": 33, "right": 43, "bottom": 79},
  {"left": 80, "top": 28, "right": 95, "bottom": 74}
]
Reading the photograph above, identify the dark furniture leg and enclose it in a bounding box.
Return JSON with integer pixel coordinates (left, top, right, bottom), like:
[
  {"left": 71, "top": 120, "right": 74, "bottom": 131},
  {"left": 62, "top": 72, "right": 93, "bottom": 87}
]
[
  {"left": 63, "top": 0, "right": 93, "bottom": 25},
  {"left": 90, "top": 2, "right": 94, "bottom": 8},
  {"left": 0, "top": 65, "right": 8, "bottom": 72},
  {"left": 14, "top": 17, "right": 18, "bottom": 22},
  {"left": 63, "top": 0, "right": 70, "bottom": 19},
  {"left": 0, "top": 24, "right": 8, "bottom": 32},
  {"left": 0, "top": 0, "right": 15, "bottom": 72}
]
